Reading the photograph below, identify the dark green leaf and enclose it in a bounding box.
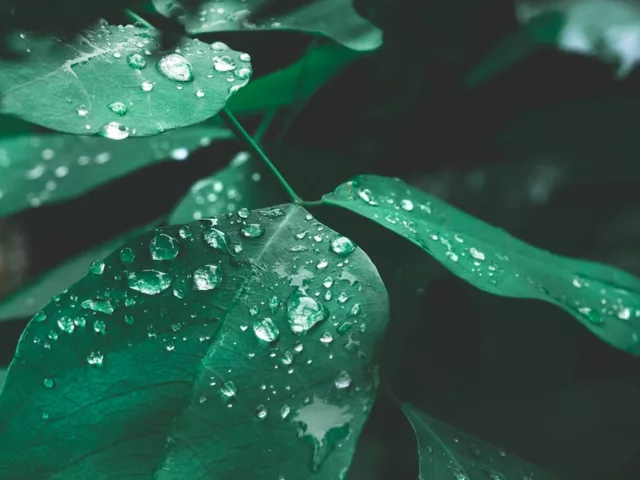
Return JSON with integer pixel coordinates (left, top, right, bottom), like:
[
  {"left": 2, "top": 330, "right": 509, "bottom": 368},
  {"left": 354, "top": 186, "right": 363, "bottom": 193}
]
[
  {"left": 0, "top": 125, "right": 231, "bottom": 217},
  {"left": 0, "top": 23, "right": 251, "bottom": 136},
  {"left": 323, "top": 175, "right": 640, "bottom": 354},
  {"left": 229, "top": 40, "right": 366, "bottom": 114},
  {"left": 169, "top": 151, "right": 286, "bottom": 224},
  {"left": 0, "top": 223, "right": 159, "bottom": 322},
  {"left": 152, "top": 0, "right": 382, "bottom": 51},
  {"left": 403, "top": 403, "right": 555, "bottom": 479},
  {"left": 0, "top": 204, "right": 389, "bottom": 479},
  {"left": 0, "top": 368, "right": 5, "bottom": 388}
]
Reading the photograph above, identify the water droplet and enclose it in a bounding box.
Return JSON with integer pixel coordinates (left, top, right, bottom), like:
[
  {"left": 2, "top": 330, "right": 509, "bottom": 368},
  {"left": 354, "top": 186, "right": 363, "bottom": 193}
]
[
  {"left": 334, "top": 371, "right": 352, "bottom": 389},
  {"left": 81, "top": 298, "right": 114, "bottom": 314},
  {"left": 33, "top": 311, "right": 47, "bottom": 322},
  {"left": 237, "top": 207, "right": 250, "bottom": 219},
  {"left": 89, "top": 260, "right": 105, "bottom": 275},
  {"left": 287, "top": 293, "right": 328, "bottom": 334},
  {"left": 400, "top": 199, "right": 414, "bottom": 211},
  {"left": 330, "top": 236, "right": 356, "bottom": 256},
  {"left": 93, "top": 319, "right": 106, "bottom": 334},
  {"left": 357, "top": 188, "right": 378, "bottom": 205},
  {"left": 98, "top": 121, "right": 129, "bottom": 140},
  {"left": 294, "top": 342, "right": 304, "bottom": 352},
  {"left": 127, "top": 53, "right": 146, "bottom": 69},
  {"left": 469, "top": 247, "right": 485, "bottom": 261},
  {"left": 280, "top": 404, "right": 291, "bottom": 419},
  {"left": 193, "top": 265, "right": 223, "bottom": 291},
  {"left": 157, "top": 53, "right": 194, "bottom": 82},
  {"left": 269, "top": 296, "right": 280, "bottom": 313},
  {"left": 77, "top": 105, "right": 89, "bottom": 116},
  {"left": 87, "top": 351, "right": 104, "bottom": 367},
  {"left": 211, "top": 41, "right": 229, "bottom": 52},
  {"left": 149, "top": 233, "right": 180, "bottom": 261},
  {"left": 203, "top": 228, "right": 230, "bottom": 252},
  {"left": 178, "top": 226, "right": 192, "bottom": 239},
  {"left": 320, "top": 332, "right": 333, "bottom": 344},
  {"left": 451, "top": 468, "right": 468, "bottom": 480},
  {"left": 43, "top": 378, "right": 55, "bottom": 389},
  {"left": 108, "top": 101, "right": 128, "bottom": 116},
  {"left": 337, "top": 292, "right": 349, "bottom": 303},
  {"left": 195, "top": 89, "right": 205, "bottom": 98},
  {"left": 316, "top": 259, "right": 328, "bottom": 269},
  {"left": 349, "top": 303, "right": 361, "bottom": 316},
  {"left": 119, "top": 247, "right": 136, "bottom": 263},
  {"left": 124, "top": 315, "right": 134, "bottom": 325},
  {"left": 249, "top": 305, "right": 259, "bottom": 315},
  {"left": 141, "top": 81, "right": 154, "bottom": 92},
  {"left": 323, "top": 277, "right": 334, "bottom": 288},
  {"left": 240, "top": 224, "right": 264, "bottom": 238},
  {"left": 127, "top": 270, "right": 172, "bottom": 295},
  {"left": 239, "top": 52, "right": 251, "bottom": 62},
  {"left": 220, "top": 380, "right": 236, "bottom": 398},
  {"left": 235, "top": 67, "right": 252, "bottom": 80},
  {"left": 256, "top": 405, "right": 267, "bottom": 419},
  {"left": 213, "top": 55, "right": 236, "bottom": 72},
  {"left": 253, "top": 317, "right": 279, "bottom": 343},
  {"left": 57, "top": 316, "right": 75, "bottom": 333},
  {"left": 171, "top": 147, "right": 189, "bottom": 161}
]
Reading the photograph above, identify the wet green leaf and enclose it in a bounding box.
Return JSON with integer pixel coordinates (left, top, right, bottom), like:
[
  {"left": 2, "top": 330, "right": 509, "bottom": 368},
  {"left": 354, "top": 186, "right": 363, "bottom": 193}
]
[
  {"left": 229, "top": 39, "right": 366, "bottom": 114},
  {"left": 323, "top": 175, "right": 640, "bottom": 355},
  {"left": 516, "top": 0, "right": 640, "bottom": 76},
  {"left": 152, "top": 0, "right": 382, "bottom": 51},
  {"left": 0, "top": 223, "right": 159, "bottom": 322},
  {"left": 169, "top": 151, "right": 286, "bottom": 224},
  {"left": 0, "top": 125, "right": 230, "bottom": 217},
  {"left": 0, "top": 204, "right": 389, "bottom": 479},
  {"left": 0, "top": 23, "right": 251, "bottom": 136},
  {"left": 403, "top": 403, "right": 555, "bottom": 479}
]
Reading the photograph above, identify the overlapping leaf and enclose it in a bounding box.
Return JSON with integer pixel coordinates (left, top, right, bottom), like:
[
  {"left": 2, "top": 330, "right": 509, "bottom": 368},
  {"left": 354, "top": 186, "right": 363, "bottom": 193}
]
[
  {"left": 0, "top": 204, "right": 389, "bottom": 479},
  {"left": 323, "top": 175, "right": 640, "bottom": 354},
  {"left": 152, "top": 0, "right": 382, "bottom": 51},
  {"left": 0, "top": 23, "right": 252, "bottom": 136},
  {"left": 0, "top": 125, "right": 231, "bottom": 217},
  {"left": 403, "top": 404, "right": 554, "bottom": 479}
]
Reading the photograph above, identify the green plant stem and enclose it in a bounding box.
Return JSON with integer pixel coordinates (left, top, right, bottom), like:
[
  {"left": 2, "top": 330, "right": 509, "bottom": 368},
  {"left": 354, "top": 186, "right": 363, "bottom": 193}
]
[
  {"left": 219, "top": 108, "right": 304, "bottom": 203},
  {"left": 124, "top": 9, "right": 154, "bottom": 29}
]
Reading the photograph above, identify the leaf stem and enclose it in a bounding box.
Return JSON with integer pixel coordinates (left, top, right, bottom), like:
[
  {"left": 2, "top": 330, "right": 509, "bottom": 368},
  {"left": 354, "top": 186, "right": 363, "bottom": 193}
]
[
  {"left": 219, "top": 108, "right": 303, "bottom": 203},
  {"left": 124, "top": 9, "right": 154, "bottom": 29}
]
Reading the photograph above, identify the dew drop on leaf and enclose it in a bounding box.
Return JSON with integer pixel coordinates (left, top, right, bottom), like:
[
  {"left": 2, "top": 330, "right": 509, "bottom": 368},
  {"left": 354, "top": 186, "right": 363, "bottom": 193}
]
[
  {"left": 98, "top": 121, "right": 130, "bottom": 140},
  {"left": 400, "top": 199, "right": 414, "bottom": 211},
  {"left": 240, "top": 224, "right": 264, "bottom": 238},
  {"left": 330, "top": 236, "right": 356, "bottom": 256},
  {"left": 119, "top": 247, "right": 136, "bottom": 263},
  {"left": 211, "top": 41, "right": 229, "bottom": 52},
  {"left": 86, "top": 351, "right": 104, "bottom": 367},
  {"left": 127, "top": 270, "right": 172, "bottom": 295},
  {"left": 141, "top": 81, "right": 154, "bottom": 92},
  {"left": 157, "top": 53, "right": 194, "bottom": 82},
  {"left": 126, "top": 53, "right": 147, "bottom": 69},
  {"left": 89, "top": 260, "right": 105, "bottom": 275},
  {"left": 334, "top": 371, "right": 352, "bottom": 389},
  {"left": 195, "top": 89, "right": 205, "bottom": 98},
  {"left": 202, "top": 227, "right": 229, "bottom": 251},
  {"left": 81, "top": 298, "right": 114, "bottom": 314},
  {"left": 149, "top": 233, "right": 180, "bottom": 261},
  {"left": 256, "top": 405, "right": 267, "bottom": 419},
  {"left": 287, "top": 293, "right": 328, "bottom": 334},
  {"left": 42, "top": 378, "right": 54, "bottom": 389},
  {"left": 93, "top": 319, "right": 106, "bottom": 334},
  {"left": 33, "top": 311, "right": 46, "bottom": 322},
  {"left": 320, "top": 332, "right": 333, "bottom": 344},
  {"left": 57, "top": 316, "right": 75, "bottom": 333},
  {"left": 220, "top": 380, "right": 236, "bottom": 398},
  {"left": 280, "top": 404, "right": 291, "bottom": 419},
  {"left": 213, "top": 55, "right": 236, "bottom": 72},
  {"left": 192, "top": 265, "right": 222, "bottom": 291},
  {"left": 253, "top": 318, "right": 279, "bottom": 343}
]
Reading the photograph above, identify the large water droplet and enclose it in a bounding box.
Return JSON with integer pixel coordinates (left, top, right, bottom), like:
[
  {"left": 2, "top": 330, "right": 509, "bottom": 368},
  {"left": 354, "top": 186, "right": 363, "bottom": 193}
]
[
  {"left": 98, "top": 121, "right": 129, "bottom": 140},
  {"left": 108, "top": 101, "right": 128, "bottom": 116},
  {"left": 287, "top": 293, "right": 328, "bottom": 334},
  {"left": 193, "top": 265, "right": 223, "bottom": 291},
  {"left": 127, "top": 53, "right": 146, "bottom": 69},
  {"left": 149, "top": 233, "right": 180, "bottom": 261},
  {"left": 253, "top": 318, "right": 279, "bottom": 343},
  {"left": 213, "top": 55, "right": 236, "bottom": 72},
  {"left": 240, "top": 224, "right": 264, "bottom": 238},
  {"left": 127, "top": 270, "right": 172, "bottom": 295},
  {"left": 157, "top": 53, "right": 194, "bottom": 82}
]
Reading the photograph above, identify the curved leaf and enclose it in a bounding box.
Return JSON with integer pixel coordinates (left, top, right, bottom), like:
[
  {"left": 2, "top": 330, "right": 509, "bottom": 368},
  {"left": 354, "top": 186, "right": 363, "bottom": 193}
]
[
  {"left": 516, "top": 0, "right": 640, "bottom": 77},
  {"left": 0, "top": 223, "right": 158, "bottom": 322},
  {"left": 0, "top": 204, "right": 389, "bottom": 479},
  {"left": 403, "top": 404, "right": 554, "bottom": 479},
  {"left": 0, "top": 125, "right": 231, "bottom": 217},
  {"left": 0, "top": 23, "right": 252, "bottom": 136},
  {"left": 152, "top": 0, "right": 382, "bottom": 51},
  {"left": 323, "top": 175, "right": 640, "bottom": 355},
  {"left": 169, "top": 151, "right": 286, "bottom": 224}
]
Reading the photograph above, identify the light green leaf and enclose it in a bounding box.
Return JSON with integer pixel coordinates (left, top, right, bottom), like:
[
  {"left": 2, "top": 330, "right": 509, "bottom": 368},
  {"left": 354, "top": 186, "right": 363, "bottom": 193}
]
[
  {"left": 152, "top": 0, "right": 382, "bottom": 51},
  {"left": 0, "top": 125, "right": 231, "bottom": 217},
  {"left": 169, "top": 151, "right": 286, "bottom": 224},
  {"left": 229, "top": 39, "right": 366, "bottom": 114},
  {"left": 0, "top": 223, "right": 159, "bottom": 322},
  {"left": 0, "top": 23, "right": 251, "bottom": 136},
  {"left": 516, "top": 0, "right": 640, "bottom": 77},
  {"left": 323, "top": 175, "right": 640, "bottom": 354},
  {"left": 403, "top": 404, "right": 555, "bottom": 479},
  {"left": 0, "top": 204, "right": 389, "bottom": 479}
]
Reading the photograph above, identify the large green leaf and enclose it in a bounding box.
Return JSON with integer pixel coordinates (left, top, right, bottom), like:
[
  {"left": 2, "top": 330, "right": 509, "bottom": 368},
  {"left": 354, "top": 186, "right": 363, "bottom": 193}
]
[
  {"left": 0, "top": 223, "right": 159, "bottom": 322},
  {"left": 0, "top": 23, "right": 251, "bottom": 136},
  {"left": 0, "top": 204, "right": 389, "bottom": 479},
  {"left": 403, "top": 404, "right": 554, "bottom": 479},
  {"left": 169, "top": 151, "right": 286, "bottom": 224},
  {"left": 516, "top": 0, "right": 640, "bottom": 76},
  {"left": 0, "top": 125, "right": 231, "bottom": 217},
  {"left": 228, "top": 40, "right": 366, "bottom": 114},
  {"left": 152, "top": 0, "right": 382, "bottom": 51},
  {"left": 323, "top": 175, "right": 640, "bottom": 354}
]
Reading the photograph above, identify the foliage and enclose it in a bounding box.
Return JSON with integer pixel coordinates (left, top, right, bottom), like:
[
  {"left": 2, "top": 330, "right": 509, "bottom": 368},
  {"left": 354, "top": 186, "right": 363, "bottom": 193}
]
[{"left": 1, "top": 0, "right": 640, "bottom": 478}]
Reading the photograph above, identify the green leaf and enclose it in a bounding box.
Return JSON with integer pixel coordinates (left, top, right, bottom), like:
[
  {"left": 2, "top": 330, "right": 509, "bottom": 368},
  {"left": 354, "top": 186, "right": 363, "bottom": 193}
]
[
  {"left": 228, "top": 40, "right": 367, "bottom": 114},
  {"left": 0, "top": 223, "right": 159, "bottom": 322},
  {"left": 403, "top": 403, "right": 555, "bottom": 479},
  {"left": 152, "top": 0, "right": 382, "bottom": 51},
  {"left": 0, "top": 204, "right": 389, "bottom": 479},
  {"left": 0, "top": 125, "right": 231, "bottom": 217},
  {"left": 516, "top": 0, "right": 640, "bottom": 77},
  {"left": 169, "top": 151, "right": 286, "bottom": 224},
  {"left": 323, "top": 175, "right": 640, "bottom": 354},
  {"left": 0, "top": 369, "right": 6, "bottom": 388},
  {"left": 0, "top": 23, "right": 251, "bottom": 137}
]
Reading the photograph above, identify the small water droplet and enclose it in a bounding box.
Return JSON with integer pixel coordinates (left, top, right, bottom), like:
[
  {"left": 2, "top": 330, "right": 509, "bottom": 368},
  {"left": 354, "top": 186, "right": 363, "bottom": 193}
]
[
  {"left": 87, "top": 351, "right": 104, "bottom": 366},
  {"left": 193, "top": 265, "right": 223, "bottom": 291},
  {"left": 240, "top": 224, "right": 264, "bottom": 238},
  {"left": 287, "top": 293, "right": 328, "bottom": 334},
  {"left": 77, "top": 105, "right": 88, "bottom": 116},
  {"left": 469, "top": 247, "right": 485, "bottom": 261},
  {"left": 89, "top": 260, "right": 105, "bottom": 275},
  {"left": 239, "top": 52, "right": 251, "bottom": 62},
  {"left": 320, "top": 332, "right": 333, "bottom": 344},
  {"left": 280, "top": 404, "right": 291, "bottom": 419},
  {"left": 316, "top": 259, "right": 328, "bottom": 269},
  {"left": 294, "top": 342, "right": 304, "bottom": 352},
  {"left": 57, "top": 316, "right": 75, "bottom": 333},
  {"left": 43, "top": 378, "right": 55, "bottom": 389},
  {"left": 33, "top": 311, "right": 47, "bottom": 322},
  {"left": 400, "top": 199, "right": 414, "bottom": 211},
  {"left": 124, "top": 315, "right": 135, "bottom": 325},
  {"left": 108, "top": 101, "right": 128, "bottom": 116},
  {"left": 357, "top": 188, "right": 378, "bottom": 205},
  {"left": 141, "top": 81, "right": 154, "bottom": 92},
  {"left": 256, "top": 405, "right": 268, "bottom": 419},
  {"left": 93, "top": 319, "right": 106, "bottom": 334},
  {"left": 149, "top": 233, "right": 180, "bottom": 261},
  {"left": 334, "top": 371, "right": 352, "bottom": 389},
  {"left": 330, "top": 236, "right": 356, "bottom": 256},
  {"left": 237, "top": 207, "right": 250, "bottom": 219},
  {"left": 249, "top": 305, "right": 259, "bottom": 316},
  {"left": 253, "top": 318, "right": 279, "bottom": 343},
  {"left": 220, "top": 380, "right": 236, "bottom": 398},
  {"left": 203, "top": 228, "right": 230, "bottom": 252},
  {"left": 337, "top": 292, "right": 349, "bottom": 303},
  {"left": 211, "top": 41, "right": 229, "bottom": 52},
  {"left": 323, "top": 276, "right": 334, "bottom": 288},
  {"left": 195, "top": 89, "right": 205, "bottom": 98},
  {"left": 234, "top": 67, "right": 252, "bottom": 80},
  {"left": 81, "top": 298, "right": 114, "bottom": 314},
  {"left": 178, "top": 226, "right": 192, "bottom": 239},
  {"left": 157, "top": 53, "right": 194, "bottom": 82},
  {"left": 213, "top": 55, "right": 236, "bottom": 72},
  {"left": 119, "top": 247, "right": 136, "bottom": 263},
  {"left": 127, "top": 270, "right": 172, "bottom": 295},
  {"left": 98, "top": 121, "right": 129, "bottom": 140},
  {"left": 127, "top": 53, "right": 147, "bottom": 69}
]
